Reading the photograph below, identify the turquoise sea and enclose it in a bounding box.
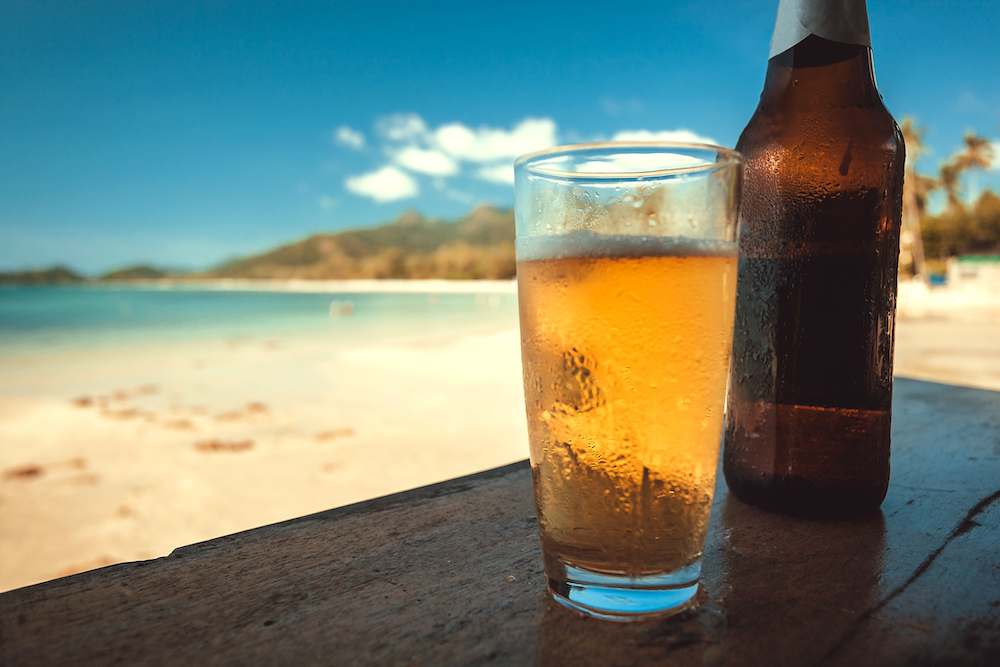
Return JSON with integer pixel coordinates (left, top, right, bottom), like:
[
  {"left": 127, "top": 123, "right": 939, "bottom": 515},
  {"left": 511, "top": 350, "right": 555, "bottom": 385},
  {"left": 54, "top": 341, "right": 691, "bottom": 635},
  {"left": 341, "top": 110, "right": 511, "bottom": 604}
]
[{"left": 0, "top": 284, "right": 519, "bottom": 359}]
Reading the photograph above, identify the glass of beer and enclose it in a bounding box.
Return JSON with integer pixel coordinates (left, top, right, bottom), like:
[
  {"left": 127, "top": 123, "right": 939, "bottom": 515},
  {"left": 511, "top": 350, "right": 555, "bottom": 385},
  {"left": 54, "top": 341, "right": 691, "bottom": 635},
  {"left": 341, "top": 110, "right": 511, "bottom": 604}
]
[{"left": 514, "top": 143, "right": 743, "bottom": 620}]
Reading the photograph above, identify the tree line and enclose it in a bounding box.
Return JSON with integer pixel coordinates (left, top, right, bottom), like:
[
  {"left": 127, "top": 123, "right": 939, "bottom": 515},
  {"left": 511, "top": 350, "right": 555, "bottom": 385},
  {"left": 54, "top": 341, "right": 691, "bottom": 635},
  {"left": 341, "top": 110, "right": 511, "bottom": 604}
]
[{"left": 901, "top": 120, "right": 999, "bottom": 276}]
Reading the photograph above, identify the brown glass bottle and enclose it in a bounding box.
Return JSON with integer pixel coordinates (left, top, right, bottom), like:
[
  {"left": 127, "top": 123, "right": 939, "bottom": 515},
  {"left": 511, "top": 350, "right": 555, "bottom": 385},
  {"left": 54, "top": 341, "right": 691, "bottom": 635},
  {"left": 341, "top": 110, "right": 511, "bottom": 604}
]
[{"left": 723, "top": 11, "right": 905, "bottom": 516}]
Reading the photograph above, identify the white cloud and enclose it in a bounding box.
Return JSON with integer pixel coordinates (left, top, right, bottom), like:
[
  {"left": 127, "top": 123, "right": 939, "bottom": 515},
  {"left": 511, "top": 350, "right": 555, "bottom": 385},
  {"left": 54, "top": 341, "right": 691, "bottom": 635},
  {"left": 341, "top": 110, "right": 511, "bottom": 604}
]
[
  {"left": 612, "top": 129, "right": 718, "bottom": 145},
  {"left": 476, "top": 163, "right": 515, "bottom": 185},
  {"left": 318, "top": 195, "right": 336, "bottom": 210},
  {"left": 394, "top": 147, "right": 459, "bottom": 176},
  {"left": 337, "top": 113, "right": 724, "bottom": 202},
  {"left": 344, "top": 166, "right": 419, "bottom": 203},
  {"left": 335, "top": 126, "right": 366, "bottom": 150},
  {"left": 377, "top": 113, "right": 430, "bottom": 143},
  {"left": 435, "top": 117, "right": 558, "bottom": 163},
  {"left": 435, "top": 123, "right": 476, "bottom": 158},
  {"left": 339, "top": 114, "right": 560, "bottom": 196},
  {"left": 991, "top": 142, "right": 1000, "bottom": 170}
]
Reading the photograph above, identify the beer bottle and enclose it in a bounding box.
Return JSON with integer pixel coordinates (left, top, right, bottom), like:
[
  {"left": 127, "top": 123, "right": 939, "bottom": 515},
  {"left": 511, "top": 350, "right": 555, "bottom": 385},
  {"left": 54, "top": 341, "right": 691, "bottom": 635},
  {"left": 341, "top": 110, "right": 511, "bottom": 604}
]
[{"left": 723, "top": 0, "right": 904, "bottom": 517}]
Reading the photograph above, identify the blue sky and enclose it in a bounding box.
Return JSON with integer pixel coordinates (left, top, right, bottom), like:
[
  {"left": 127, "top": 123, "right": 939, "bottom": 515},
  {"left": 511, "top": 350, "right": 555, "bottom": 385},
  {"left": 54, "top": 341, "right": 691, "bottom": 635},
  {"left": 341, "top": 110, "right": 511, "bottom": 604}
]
[{"left": 2, "top": 0, "right": 998, "bottom": 274}]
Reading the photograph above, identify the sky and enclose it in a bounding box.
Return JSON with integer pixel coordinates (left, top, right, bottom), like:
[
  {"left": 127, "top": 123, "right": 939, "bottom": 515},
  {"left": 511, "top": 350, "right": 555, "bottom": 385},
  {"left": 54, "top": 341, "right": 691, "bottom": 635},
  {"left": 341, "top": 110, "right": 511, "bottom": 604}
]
[{"left": 2, "top": 0, "right": 999, "bottom": 275}]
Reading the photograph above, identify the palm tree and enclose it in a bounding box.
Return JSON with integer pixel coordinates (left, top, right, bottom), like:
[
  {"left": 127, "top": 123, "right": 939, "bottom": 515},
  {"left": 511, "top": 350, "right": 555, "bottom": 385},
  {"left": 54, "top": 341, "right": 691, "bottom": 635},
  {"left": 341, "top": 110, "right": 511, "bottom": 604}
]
[
  {"left": 900, "top": 119, "right": 933, "bottom": 277},
  {"left": 938, "top": 162, "right": 963, "bottom": 214},
  {"left": 956, "top": 133, "right": 994, "bottom": 170},
  {"left": 939, "top": 132, "right": 994, "bottom": 214}
]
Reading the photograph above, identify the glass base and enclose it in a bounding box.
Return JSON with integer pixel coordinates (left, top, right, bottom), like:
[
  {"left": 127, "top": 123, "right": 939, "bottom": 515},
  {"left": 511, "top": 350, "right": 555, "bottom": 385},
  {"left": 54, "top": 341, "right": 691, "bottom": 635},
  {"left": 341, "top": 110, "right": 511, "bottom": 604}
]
[{"left": 546, "top": 561, "right": 701, "bottom": 622}]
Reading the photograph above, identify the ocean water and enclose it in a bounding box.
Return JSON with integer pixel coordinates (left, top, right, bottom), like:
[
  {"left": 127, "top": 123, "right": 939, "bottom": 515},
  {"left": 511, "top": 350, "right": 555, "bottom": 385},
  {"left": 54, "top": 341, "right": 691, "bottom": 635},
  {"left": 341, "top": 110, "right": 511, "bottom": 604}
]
[{"left": 0, "top": 284, "right": 519, "bottom": 358}]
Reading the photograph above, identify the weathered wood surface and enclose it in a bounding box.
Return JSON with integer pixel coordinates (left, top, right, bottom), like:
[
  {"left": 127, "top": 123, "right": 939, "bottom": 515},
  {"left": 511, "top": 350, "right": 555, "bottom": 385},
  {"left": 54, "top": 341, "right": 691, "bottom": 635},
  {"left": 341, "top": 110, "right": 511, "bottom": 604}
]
[{"left": 2, "top": 377, "right": 999, "bottom": 666}]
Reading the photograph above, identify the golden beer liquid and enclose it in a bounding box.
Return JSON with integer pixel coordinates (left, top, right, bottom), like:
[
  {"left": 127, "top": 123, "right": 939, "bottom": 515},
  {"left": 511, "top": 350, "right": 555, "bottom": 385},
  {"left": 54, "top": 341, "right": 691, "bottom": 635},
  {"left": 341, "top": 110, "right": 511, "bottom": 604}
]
[{"left": 518, "top": 244, "right": 736, "bottom": 578}]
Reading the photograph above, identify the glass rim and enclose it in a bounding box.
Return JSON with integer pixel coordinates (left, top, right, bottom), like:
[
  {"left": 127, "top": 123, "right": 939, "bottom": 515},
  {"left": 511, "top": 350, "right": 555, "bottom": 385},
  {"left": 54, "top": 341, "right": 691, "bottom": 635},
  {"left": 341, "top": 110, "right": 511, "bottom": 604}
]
[{"left": 514, "top": 141, "right": 744, "bottom": 180}]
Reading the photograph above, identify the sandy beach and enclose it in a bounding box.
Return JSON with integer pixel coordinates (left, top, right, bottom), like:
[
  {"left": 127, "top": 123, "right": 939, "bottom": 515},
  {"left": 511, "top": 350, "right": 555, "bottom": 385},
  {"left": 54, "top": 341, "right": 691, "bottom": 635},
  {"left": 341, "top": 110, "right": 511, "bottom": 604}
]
[{"left": 2, "top": 280, "right": 1000, "bottom": 593}]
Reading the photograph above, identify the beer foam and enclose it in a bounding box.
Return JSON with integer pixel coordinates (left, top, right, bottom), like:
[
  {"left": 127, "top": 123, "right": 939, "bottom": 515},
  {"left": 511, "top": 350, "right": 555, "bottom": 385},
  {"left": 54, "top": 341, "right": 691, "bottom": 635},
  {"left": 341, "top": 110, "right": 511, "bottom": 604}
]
[{"left": 516, "top": 229, "right": 737, "bottom": 262}]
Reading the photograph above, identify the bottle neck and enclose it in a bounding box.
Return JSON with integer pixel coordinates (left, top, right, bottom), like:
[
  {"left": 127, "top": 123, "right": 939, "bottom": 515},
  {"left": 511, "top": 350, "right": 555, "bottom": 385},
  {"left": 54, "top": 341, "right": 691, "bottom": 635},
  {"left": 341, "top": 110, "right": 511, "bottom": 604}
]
[{"left": 759, "top": 34, "right": 881, "bottom": 109}]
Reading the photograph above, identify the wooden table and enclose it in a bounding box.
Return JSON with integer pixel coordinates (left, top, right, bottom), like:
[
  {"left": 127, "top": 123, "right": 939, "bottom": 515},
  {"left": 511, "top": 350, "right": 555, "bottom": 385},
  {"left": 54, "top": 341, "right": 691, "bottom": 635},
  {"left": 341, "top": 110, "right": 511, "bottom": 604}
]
[{"left": 2, "top": 377, "right": 999, "bottom": 666}]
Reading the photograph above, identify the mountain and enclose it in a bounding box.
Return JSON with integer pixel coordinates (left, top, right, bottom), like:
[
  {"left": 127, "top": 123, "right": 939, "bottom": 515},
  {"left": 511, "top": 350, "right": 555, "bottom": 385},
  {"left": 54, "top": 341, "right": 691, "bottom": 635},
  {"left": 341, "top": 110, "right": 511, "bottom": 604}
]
[
  {"left": 207, "top": 205, "right": 516, "bottom": 280},
  {"left": 99, "top": 265, "right": 170, "bottom": 281},
  {"left": 0, "top": 206, "right": 517, "bottom": 283},
  {"left": 0, "top": 266, "right": 86, "bottom": 285}
]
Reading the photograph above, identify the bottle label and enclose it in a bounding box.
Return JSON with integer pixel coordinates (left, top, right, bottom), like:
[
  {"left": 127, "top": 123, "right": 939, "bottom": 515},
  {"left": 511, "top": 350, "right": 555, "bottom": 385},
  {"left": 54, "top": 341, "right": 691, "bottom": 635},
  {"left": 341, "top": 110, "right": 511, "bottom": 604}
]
[{"left": 770, "top": 0, "right": 871, "bottom": 58}]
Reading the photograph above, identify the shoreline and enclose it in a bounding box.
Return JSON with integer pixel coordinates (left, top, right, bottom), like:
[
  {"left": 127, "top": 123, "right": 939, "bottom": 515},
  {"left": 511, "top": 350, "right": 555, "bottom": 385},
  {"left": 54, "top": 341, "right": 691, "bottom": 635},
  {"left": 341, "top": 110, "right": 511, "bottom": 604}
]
[
  {"left": 7, "top": 275, "right": 1000, "bottom": 305},
  {"left": 2, "top": 278, "right": 519, "bottom": 294}
]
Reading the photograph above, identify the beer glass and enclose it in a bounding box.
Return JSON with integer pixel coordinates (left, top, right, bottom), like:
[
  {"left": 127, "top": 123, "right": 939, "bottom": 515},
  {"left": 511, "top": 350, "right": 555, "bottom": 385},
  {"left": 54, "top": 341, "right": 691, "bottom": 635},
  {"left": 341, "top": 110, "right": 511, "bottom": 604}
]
[{"left": 514, "top": 143, "right": 743, "bottom": 620}]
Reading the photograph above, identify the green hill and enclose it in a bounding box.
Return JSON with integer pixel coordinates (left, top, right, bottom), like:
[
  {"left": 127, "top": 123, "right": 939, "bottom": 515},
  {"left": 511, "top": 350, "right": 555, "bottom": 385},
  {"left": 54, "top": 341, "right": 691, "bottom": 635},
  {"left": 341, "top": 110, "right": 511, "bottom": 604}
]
[
  {"left": 99, "top": 265, "right": 169, "bottom": 281},
  {"left": 0, "top": 266, "right": 86, "bottom": 285},
  {"left": 0, "top": 206, "right": 517, "bottom": 283},
  {"left": 208, "top": 205, "right": 516, "bottom": 280}
]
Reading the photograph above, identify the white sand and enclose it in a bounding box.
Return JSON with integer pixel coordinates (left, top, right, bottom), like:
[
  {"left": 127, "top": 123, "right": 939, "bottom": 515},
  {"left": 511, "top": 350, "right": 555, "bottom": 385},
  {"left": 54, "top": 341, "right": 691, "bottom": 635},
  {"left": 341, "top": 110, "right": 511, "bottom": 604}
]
[
  {"left": 2, "top": 280, "right": 999, "bottom": 593},
  {"left": 0, "top": 323, "right": 527, "bottom": 592},
  {"left": 895, "top": 281, "right": 1000, "bottom": 391}
]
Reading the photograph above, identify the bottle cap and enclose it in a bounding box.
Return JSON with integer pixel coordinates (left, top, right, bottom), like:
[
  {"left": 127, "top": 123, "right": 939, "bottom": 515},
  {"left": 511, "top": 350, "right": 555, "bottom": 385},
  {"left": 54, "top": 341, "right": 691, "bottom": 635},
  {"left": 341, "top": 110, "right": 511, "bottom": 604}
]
[{"left": 770, "top": 0, "right": 871, "bottom": 58}]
